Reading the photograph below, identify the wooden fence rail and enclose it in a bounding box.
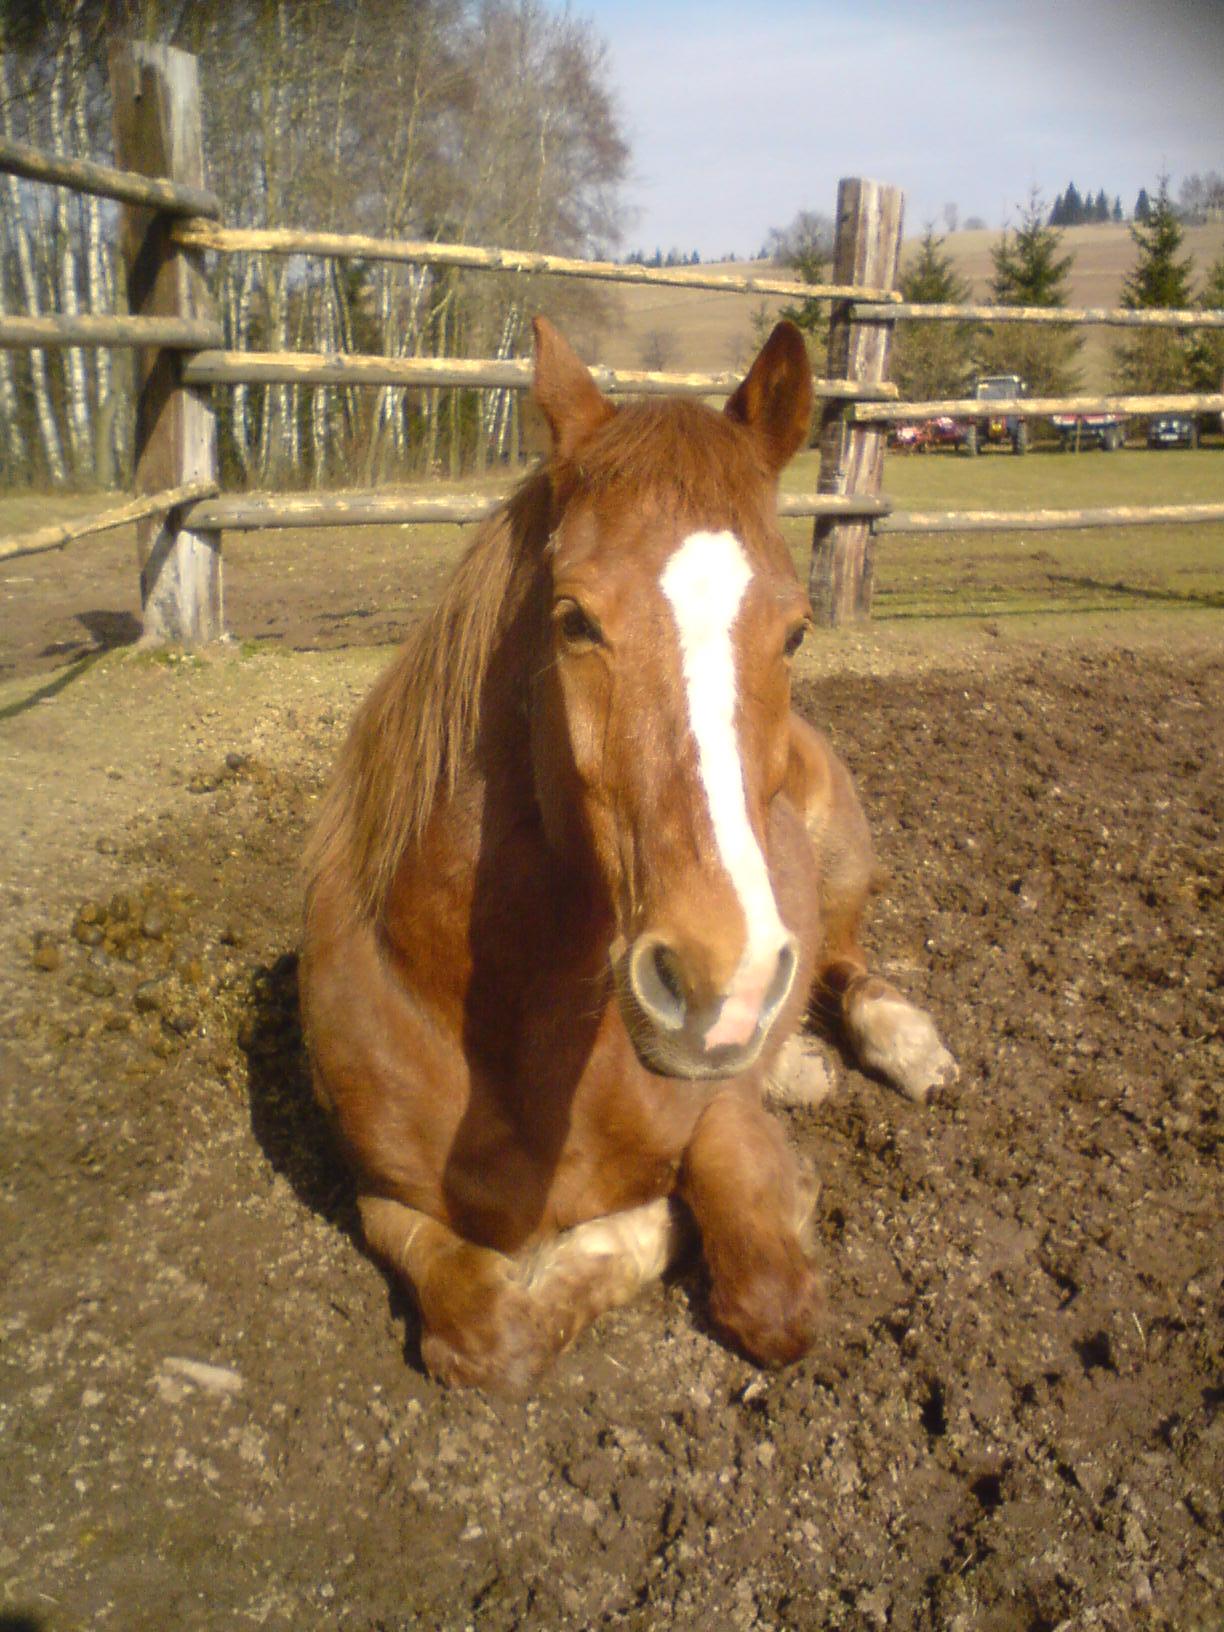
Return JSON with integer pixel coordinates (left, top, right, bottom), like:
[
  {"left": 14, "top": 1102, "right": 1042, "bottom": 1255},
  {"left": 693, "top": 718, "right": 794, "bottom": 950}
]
[
  {"left": 0, "top": 480, "right": 217, "bottom": 563},
  {"left": 0, "top": 314, "right": 223, "bottom": 350},
  {"left": 181, "top": 350, "right": 898, "bottom": 401},
  {"left": 855, "top": 392, "right": 1224, "bottom": 423},
  {"left": 852, "top": 300, "right": 1224, "bottom": 329},
  {"left": 0, "top": 132, "right": 221, "bottom": 217},
  {"left": 183, "top": 489, "right": 892, "bottom": 532},
  {"left": 170, "top": 220, "right": 903, "bottom": 305},
  {"left": 876, "top": 502, "right": 1224, "bottom": 536}
]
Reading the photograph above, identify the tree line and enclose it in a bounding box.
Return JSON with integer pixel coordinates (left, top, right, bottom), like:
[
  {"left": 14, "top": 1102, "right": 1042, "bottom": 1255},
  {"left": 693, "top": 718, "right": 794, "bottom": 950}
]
[{"left": 0, "top": 0, "right": 628, "bottom": 489}]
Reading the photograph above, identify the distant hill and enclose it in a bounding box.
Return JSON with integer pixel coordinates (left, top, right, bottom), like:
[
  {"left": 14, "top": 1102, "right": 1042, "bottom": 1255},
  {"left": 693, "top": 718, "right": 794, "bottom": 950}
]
[{"left": 600, "top": 221, "right": 1224, "bottom": 392}]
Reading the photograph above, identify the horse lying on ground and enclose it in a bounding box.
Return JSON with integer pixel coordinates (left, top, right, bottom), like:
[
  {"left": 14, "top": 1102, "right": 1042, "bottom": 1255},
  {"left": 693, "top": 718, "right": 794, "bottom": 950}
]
[{"left": 300, "top": 318, "right": 956, "bottom": 1392}]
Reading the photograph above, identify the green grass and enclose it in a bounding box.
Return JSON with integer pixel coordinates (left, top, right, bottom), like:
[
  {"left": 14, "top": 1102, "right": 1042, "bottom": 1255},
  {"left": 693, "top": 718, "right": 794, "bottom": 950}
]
[{"left": 781, "top": 446, "right": 1224, "bottom": 621}]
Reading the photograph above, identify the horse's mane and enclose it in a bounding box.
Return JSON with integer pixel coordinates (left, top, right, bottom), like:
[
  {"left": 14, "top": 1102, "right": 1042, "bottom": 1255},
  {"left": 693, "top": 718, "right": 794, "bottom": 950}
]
[
  {"left": 306, "top": 397, "right": 777, "bottom": 922},
  {"left": 305, "top": 471, "right": 552, "bottom": 920}
]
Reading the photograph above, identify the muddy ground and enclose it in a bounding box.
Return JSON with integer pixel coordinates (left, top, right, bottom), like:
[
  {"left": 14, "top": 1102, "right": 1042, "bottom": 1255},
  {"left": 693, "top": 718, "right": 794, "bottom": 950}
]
[{"left": 0, "top": 525, "right": 1221, "bottom": 1630}]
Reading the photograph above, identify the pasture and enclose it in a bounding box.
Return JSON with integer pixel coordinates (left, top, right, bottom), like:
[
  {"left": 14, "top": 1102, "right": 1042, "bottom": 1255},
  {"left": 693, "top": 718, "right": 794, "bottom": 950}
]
[
  {"left": 604, "top": 220, "right": 1224, "bottom": 388},
  {"left": 1, "top": 449, "right": 1221, "bottom": 1628}
]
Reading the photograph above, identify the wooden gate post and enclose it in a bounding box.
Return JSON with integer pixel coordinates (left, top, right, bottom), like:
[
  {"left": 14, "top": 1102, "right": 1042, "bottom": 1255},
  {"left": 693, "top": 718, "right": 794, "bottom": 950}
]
[
  {"left": 110, "top": 42, "right": 220, "bottom": 644},
  {"left": 810, "top": 178, "right": 904, "bottom": 626}
]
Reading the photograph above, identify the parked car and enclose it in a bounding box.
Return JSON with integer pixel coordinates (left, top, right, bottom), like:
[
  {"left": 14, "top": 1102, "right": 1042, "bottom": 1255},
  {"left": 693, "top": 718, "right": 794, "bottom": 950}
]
[
  {"left": 1057, "top": 411, "right": 1129, "bottom": 450},
  {"left": 1052, "top": 412, "right": 1127, "bottom": 451},
  {"left": 1147, "top": 413, "right": 1198, "bottom": 449},
  {"left": 964, "top": 375, "right": 1028, "bottom": 455}
]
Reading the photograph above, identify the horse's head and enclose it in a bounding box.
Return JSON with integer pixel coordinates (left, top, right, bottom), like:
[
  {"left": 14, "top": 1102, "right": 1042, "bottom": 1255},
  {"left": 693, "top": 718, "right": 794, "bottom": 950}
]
[{"left": 529, "top": 317, "right": 814, "bottom": 1081}]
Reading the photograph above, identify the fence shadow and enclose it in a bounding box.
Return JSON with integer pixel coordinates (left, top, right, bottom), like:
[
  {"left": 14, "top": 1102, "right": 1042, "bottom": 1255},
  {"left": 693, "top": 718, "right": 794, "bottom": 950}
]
[
  {"left": 1045, "top": 573, "right": 1224, "bottom": 610},
  {"left": 78, "top": 608, "right": 142, "bottom": 650}
]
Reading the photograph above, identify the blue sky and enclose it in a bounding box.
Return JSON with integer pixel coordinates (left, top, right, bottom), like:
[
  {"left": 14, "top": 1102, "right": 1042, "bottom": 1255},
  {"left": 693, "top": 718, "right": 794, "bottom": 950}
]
[{"left": 580, "top": 0, "right": 1224, "bottom": 257}]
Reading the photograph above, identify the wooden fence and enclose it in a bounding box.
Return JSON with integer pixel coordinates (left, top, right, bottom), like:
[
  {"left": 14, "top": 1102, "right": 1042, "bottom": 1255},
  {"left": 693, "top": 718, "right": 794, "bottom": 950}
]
[{"left": 1, "top": 40, "right": 1222, "bottom": 637}]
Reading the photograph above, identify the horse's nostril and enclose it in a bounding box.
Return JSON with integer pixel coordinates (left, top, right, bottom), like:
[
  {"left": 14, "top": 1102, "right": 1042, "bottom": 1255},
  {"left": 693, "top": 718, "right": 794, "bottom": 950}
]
[
  {"left": 653, "top": 945, "right": 685, "bottom": 1007},
  {"left": 765, "top": 940, "right": 798, "bottom": 1017},
  {"left": 629, "top": 937, "right": 688, "bottom": 1032}
]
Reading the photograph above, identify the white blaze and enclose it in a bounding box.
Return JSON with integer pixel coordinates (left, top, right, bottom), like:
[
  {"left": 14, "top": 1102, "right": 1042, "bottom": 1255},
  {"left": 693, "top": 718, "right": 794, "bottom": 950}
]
[{"left": 659, "top": 529, "right": 787, "bottom": 1020}]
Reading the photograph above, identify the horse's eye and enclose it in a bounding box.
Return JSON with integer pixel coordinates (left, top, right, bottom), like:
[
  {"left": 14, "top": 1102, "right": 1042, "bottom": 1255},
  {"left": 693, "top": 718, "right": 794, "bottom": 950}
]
[
  {"left": 556, "top": 600, "right": 604, "bottom": 647},
  {"left": 784, "top": 622, "right": 809, "bottom": 659}
]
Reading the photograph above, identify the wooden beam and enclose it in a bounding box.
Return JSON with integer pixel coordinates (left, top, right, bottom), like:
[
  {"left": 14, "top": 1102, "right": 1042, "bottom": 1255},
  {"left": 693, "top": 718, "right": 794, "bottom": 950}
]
[
  {"left": 181, "top": 348, "right": 898, "bottom": 401},
  {"left": 183, "top": 488, "right": 892, "bottom": 532},
  {"left": 852, "top": 300, "right": 1224, "bottom": 330},
  {"left": 810, "top": 178, "right": 905, "bottom": 627},
  {"left": 0, "top": 133, "right": 221, "bottom": 217},
  {"left": 0, "top": 480, "right": 218, "bottom": 562},
  {"left": 0, "top": 313, "right": 223, "bottom": 349},
  {"left": 171, "top": 220, "right": 904, "bottom": 305},
  {"left": 111, "top": 42, "right": 221, "bottom": 645},
  {"left": 855, "top": 392, "right": 1224, "bottom": 422},
  {"left": 877, "top": 502, "right": 1224, "bottom": 535}
]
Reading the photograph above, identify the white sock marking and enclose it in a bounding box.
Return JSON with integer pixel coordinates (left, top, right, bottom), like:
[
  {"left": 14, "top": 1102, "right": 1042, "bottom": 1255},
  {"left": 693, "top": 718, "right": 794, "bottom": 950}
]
[{"left": 659, "top": 530, "right": 786, "bottom": 997}]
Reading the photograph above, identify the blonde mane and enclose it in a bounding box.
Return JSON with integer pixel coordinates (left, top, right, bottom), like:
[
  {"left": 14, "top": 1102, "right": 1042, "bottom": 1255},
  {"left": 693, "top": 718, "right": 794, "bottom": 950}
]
[{"left": 306, "top": 472, "right": 552, "bottom": 920}]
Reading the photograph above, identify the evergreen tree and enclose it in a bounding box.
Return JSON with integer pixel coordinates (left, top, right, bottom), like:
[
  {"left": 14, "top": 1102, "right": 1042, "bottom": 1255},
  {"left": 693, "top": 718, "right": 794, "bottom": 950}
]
[
  {"left": 1113, "top": 196, "right": 1124, "bottom": 223},
  {"left": 989, "top": 195, "right": 1076, "bottom": 306},
  {"left": 1064, "top": 181, "right": 1083, "bottom": 225},
  {"left": 1135, "top": 187, "right": 1151, "bottom": 222},
  {"left": 975, "top": 192, "right": 1081, "bottom": 393},
  {"left": 891, "top": 227, "right": 976, "bottom": 400},
  {"left": 1121, "top": 178, "right": 1195, "bottom": 308},
  {"left": 1187, "top": 252, "right": 1224, "bottom": 397},
  {"left": 1114, "top": 179, "right": 1197, "bottom": 392},
  {"left": 1094, "top": 188, "right": 1109, "bottom": 222},
  {"left": 754, "top": 209, "right": 834, "bottom": 356}
]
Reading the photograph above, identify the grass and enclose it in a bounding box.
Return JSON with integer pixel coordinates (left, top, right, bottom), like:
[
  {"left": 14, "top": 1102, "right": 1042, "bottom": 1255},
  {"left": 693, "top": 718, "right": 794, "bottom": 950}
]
[{"left": 780, "top": 445, "right": 1224, "bottom": 622}]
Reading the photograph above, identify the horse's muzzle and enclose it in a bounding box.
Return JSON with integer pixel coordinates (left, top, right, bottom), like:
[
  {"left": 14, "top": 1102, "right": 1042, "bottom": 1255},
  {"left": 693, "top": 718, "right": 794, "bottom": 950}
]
[{"left": 620, "top": 932, "right": 799, "bottom": 1080}]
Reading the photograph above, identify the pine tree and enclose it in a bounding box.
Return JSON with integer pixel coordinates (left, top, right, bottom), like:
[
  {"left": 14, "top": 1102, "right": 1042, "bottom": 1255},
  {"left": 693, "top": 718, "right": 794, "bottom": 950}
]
[
  {"left": 1094, "top": 189, "right": 1109, "bottom": 223},
  {"left": 891, "top": 227, "right": 976, "bottom": 400},
  {"left": 1112, "top": 196, "right": 1124, "bottom": 223},
  {"left": 1121, "top": 178, "right": 1195, "bottom": 308},
  {"left": 1186, "top": 252, "right": 1224, "bottom": 396},
  {"left": 989, "top": 196, "right": 1075, "bottom": 306},
  {"left": 1064, "top": 182, "right": 1083, "bottom": 225},
  {"left": 1114, "top": 179, "right": 1197, "bottom": 391},
  {"left": 1135, "top": 187, "right": 1151, "bottom": 223},
  {"left": 754, "top": 210, "right": 834, "bottom": 356},
  {"left": 975, "top": 193, "right": 1081, "bottom": 393}
]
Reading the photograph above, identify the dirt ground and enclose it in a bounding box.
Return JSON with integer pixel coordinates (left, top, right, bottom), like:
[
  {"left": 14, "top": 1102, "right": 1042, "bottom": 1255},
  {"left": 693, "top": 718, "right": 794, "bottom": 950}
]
[{"left": 0, "top": 521, "right": 1221, "bottom": 1630}]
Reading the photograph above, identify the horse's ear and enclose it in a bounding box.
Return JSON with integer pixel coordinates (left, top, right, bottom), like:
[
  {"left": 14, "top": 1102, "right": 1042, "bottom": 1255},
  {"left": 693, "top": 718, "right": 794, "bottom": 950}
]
[
  {"left": 724, "top": 321, "right": 813, "bottom": 475},
  {"left": 532, "top": 316, "right": 616, "bottom": 460}
]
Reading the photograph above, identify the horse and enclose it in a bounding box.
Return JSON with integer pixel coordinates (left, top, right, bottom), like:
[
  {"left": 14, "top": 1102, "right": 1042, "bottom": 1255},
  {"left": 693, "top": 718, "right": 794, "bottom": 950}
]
[{"left": 299, "top": 318, "right": 956, "bottom": 1393}]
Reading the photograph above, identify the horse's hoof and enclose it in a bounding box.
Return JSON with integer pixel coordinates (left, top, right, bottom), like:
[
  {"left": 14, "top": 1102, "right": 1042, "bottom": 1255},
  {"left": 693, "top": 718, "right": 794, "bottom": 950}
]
[
  {"left": 847, "top": 989, "right": 959, "bottom": 1104},
  {"left": 765, "top": 1034, "right": 837, "bottom": 1108},
  {"left": 420, "top": 1285, "right": 552, "bottom": 1395},
  {"left": 709, "top": 1247, "right": 824, "bottom": 1369}
]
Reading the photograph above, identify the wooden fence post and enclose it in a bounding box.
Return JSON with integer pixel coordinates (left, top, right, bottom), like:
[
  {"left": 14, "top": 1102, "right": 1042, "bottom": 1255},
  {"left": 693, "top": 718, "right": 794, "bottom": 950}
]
[
  {"left": 110, "top": 42, "right": 220, "bottom": 645},
  {"left": 810, "top": 178, "right": 904, "bottom": 626}
]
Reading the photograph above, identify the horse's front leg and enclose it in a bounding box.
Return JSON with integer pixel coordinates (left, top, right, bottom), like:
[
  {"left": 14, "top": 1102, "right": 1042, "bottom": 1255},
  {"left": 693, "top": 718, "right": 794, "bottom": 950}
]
[
  {"left": 679, "top": 1088, "right": 823, "bottom": 1368},
  {"left": 785, "top": 713, "right": 958, "bottom": 1104}
]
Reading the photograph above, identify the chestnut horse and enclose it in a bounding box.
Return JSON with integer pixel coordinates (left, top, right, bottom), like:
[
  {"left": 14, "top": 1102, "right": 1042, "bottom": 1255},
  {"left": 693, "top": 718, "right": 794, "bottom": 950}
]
[{"left": 300, "top": 319, "right": 955, "bottom": 1392}]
